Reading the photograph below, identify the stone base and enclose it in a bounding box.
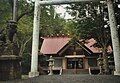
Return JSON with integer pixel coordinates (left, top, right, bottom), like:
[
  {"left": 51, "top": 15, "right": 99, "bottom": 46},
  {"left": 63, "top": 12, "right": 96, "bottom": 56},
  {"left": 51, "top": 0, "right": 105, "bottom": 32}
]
[
  {"left": 114, "top": 71, "right": 120, "bottom": 75},
  {"left": 0, "top": 55, "right": 22, "bottom": 81},
  {"left": 29, "top": 71, "right": 39, "bottom": 78}
]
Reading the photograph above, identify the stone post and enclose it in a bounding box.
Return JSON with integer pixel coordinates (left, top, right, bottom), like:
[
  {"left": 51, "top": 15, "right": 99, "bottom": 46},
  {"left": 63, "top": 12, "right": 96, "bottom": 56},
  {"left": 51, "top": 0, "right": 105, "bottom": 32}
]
[{"left": 29, "top": 0, "right": 40, "bottom": 77}]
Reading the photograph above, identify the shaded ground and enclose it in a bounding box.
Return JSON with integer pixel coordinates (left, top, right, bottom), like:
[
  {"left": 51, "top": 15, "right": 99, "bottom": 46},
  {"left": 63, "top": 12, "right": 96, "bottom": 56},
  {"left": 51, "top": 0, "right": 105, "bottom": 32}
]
[{"left": 0, "top": 75, "right": 120, "bottom": 83}]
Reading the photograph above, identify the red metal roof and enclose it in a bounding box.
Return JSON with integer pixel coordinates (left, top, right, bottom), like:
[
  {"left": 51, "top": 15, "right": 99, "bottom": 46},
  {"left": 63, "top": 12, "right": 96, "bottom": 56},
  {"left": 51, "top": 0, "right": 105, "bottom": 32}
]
[
  {"left": 84, "top": 38, "right": 101, "bottom": 53},
  {"left": 84, "top": 38, "right": 112, "bottom": 53},
  {"left": 40, "top": 37, "right": 71, "bottom": 55},
  {"left": 40, "top": 37, "right": 112, "bottom": 55}
]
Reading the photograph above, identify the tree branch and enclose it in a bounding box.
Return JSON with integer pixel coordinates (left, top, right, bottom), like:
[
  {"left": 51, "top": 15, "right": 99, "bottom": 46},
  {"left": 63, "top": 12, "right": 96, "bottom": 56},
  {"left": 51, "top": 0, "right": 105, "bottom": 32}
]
[
  {"left": 19, "top": 37, "right": 32, "bottom": 57},
  {"left": 17, "top": 6, "right": 34, "bottom": 22}
]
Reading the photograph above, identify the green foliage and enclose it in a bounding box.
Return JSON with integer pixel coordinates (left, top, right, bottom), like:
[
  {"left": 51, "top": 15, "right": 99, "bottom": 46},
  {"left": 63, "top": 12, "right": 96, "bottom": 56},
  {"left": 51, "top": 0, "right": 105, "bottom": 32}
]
[
  {"left": 17, "top": 14, "right": 33, "bottom": 56},
  {"left": 64, "top": 20, "right": 77, "bottom": 37},
  {"left": 66, "top": 2, "right": 112, "bottom": 74},
  {"left": 66, "top": 2, "right": 111, "bottom": 47},
  {"left": 17, "top": 15, "right": 33, "bottom": 40},
  {"left": 0, "top": 0, "right": 12, "bottom": 27},
  {"left": 40, "top": 6, "right": 66, "bottom": 36},
  {"left": 21, "top": 53, "right": 31, "bottom": 74},
  {"left": 66, "top": 2, "right": 99, "bottom": 37}
]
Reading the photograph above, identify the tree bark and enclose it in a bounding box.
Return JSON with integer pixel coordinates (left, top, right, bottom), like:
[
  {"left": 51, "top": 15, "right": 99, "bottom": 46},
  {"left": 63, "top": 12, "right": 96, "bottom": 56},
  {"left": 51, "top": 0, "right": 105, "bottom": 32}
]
[
  {"left": 107, "top": 0, "right": 120, "bottom": 75},
  {"left": 13, "top": 0, "right": 18, "bottom": 21},
  {"left": 102, "top": 48, "right": 109, "bottom": 74}
]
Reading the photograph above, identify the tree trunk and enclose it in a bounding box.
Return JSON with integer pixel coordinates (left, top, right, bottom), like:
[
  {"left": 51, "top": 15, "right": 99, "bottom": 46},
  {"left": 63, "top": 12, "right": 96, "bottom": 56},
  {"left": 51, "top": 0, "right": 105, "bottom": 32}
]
[
  {"left": 102, "top": 49, "right": 109, "bottom": 74},
  {"left": 107, "top": 0, "right": 120, "bottom": 75},
  {"left": 13, "top": 0, "right": 18, "bottom": 21},
  {"left": 19, "top": 37, "right": 31, "bottom": 57}
]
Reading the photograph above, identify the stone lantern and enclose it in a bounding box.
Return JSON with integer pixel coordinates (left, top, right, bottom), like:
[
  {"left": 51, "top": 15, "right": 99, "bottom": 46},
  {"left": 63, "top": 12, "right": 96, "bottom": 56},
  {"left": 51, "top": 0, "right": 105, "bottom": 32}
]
[
  {"left": 0, "top": 20, "right": 21, "bottom": 81},
  {"left": 47, "top": 56, "right": 55, "bottom": 75}
]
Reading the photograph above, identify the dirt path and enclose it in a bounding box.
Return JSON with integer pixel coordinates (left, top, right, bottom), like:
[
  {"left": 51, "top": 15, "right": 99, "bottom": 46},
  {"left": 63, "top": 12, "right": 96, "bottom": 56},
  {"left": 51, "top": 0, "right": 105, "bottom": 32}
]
[{"left": 1, "top": 75, "right": 120, "bottom": 83}]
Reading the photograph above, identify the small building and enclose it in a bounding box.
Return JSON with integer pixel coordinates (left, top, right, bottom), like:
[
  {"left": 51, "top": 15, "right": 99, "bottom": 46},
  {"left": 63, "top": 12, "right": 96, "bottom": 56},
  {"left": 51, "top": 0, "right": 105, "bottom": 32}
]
[{"left": 39, "top": 37, "right": 110, "bottom": 75}]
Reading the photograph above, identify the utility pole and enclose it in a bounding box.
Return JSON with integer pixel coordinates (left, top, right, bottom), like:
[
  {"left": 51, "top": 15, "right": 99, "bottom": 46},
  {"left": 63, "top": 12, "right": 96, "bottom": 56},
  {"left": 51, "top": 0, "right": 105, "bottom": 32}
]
[
  {"left": 29, "top": 0, "right": 40, "bottom": 77},
  {"left": 107, "top": 0, "right": 120, "bottom": 75}
]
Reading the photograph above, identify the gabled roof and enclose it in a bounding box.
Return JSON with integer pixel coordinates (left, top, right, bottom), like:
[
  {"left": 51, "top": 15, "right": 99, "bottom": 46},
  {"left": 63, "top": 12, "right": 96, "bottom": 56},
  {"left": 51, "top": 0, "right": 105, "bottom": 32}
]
[
  {"left": 84, "top": 38, "right": 112, "bottom": 53},
  {"left": 40, "top": 37, "right": 112, "bottom": 55},
  {"left": 40, "top": 37, "right": 71, "bottom": 55},
  {"left": 84, "top": 38, "right": 101, "bottom": 53}
]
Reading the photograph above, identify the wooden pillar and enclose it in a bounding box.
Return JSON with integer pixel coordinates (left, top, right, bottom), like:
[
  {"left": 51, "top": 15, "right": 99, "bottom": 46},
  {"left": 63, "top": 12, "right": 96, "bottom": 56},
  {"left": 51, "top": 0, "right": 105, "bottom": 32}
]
[
  {"left": 84, "top": 58, "right": 89, "bottom": 69},
  {"left": 62, "top": 58, "right": 67, "bottom": 69}
]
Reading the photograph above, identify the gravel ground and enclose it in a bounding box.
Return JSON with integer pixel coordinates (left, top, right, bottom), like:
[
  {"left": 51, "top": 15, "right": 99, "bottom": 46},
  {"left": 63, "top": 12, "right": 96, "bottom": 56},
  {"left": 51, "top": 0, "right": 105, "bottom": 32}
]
[{"left": 0, "top": 75, "right": 120, "bottom": 83}]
